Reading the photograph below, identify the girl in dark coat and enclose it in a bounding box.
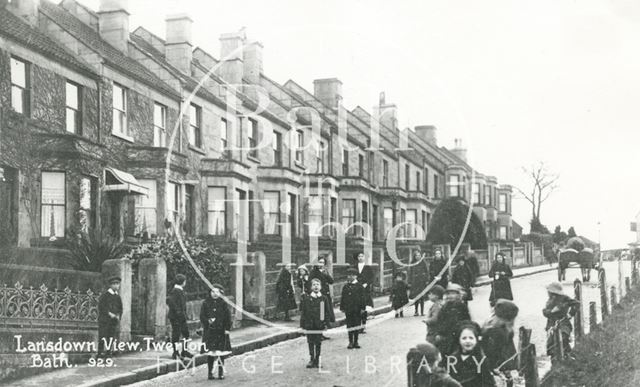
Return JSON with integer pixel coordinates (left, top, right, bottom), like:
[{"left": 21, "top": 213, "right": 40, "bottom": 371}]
[
  {"left": 390, "top": 272, "right": 409, "bottom": 317},
  {"left": 409, "top": 251, "right": 430, "bottom": 316},
  {"left": 200, "top": 285, "right": 232, "bottom": 380},
  {"left": 275, "top": 263, "right": 297, "bottom": 321},
  {"left": 452, "top": 257, "right": 474, "bottom": 303},
  {"left": 481, "top": 299, "right": 519, "bottom": 384},
  {"left": 449, "top": 322, "right": 496, "bottom": 387},
  {"left": 297, "top": 265, "right": 312, "bottom": 295},
  {"left": 488, "top": 253, "right": 513, "bottom": 307}
]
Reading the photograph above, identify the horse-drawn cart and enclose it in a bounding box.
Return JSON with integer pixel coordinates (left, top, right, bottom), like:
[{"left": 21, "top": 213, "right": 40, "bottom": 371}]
[{"left": 558, "top": 247, "right": 596, "bottom": 282}]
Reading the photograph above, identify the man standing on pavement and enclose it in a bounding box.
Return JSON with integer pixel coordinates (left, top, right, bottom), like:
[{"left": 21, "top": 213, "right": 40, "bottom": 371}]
[
  {"left": 97, "top": 276, "right": 123, "bottom": 358},
  {"left": 166, "top": 274, "right": 192, "bottom": 359}
]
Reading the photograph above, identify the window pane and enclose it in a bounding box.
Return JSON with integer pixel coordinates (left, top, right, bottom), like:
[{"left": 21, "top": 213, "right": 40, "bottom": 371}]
[
  {"left": 66, "top": 82, "right": 78, "bottom": 109},
  {"left": 42, "top": 172, "right": 65, "bottom": 205},
  {"left": 113, "top": 110, "right": 122, "bottom": 133},
  {"left": 11, "top": 87, "right": 23, "bottom": 113},
  {"left": 208, "top": 187, "right": 226, "bottom": 235},
  {"left": 41, "top": 172, "right": 65, "bottom": 237},
  {"left": 154, "top": 104, "right": 165, "bottom": 128},
  {"left": 113, "top": 84, "right": 123, "bottom": 109},
  {"left": 66, "top": 108, "right": 76, "bottom": 133},
  {"left": 11, "top": 58, "right": 26, "bottom": 87},
  {"left": 135, "top": 179, "right": 157, "bottom": 235}
]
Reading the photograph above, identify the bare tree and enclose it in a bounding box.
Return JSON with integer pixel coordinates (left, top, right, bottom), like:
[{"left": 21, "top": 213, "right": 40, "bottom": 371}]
[{"left": 515, "top": 162, "right": 559, "bottom": 230}]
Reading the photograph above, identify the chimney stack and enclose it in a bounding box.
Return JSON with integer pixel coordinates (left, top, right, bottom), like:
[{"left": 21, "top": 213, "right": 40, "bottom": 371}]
[
  {"left": 313, "top": 78, "right": 343, "bottom": 108},
  {"left": 219, "top": 28, "right": 246, "bottom": 85},
  {"left": 98, "top": 0, "right": 130, "bottom": 53},
  {"left": 378, "top": 91, "right": 398, "bottom": 130},
  {"left": 243, "top": 41, "right": 263, "bottom": 84},
  {"left": 451, "top": 138, "right": 467, "bottom": 162},
  {"left": 8, "top": 0, "right": 40, "bottom": 25},
  {"left": 165, "top": 14, "right": 193, "bottom": 75},
  {"left": 415, "top": 125, "right": 437, "bottom": 146}
]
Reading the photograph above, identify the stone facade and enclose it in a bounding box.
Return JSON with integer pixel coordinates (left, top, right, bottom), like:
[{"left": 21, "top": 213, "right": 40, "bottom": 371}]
[{"left": 0, "top": 0, "right": 515, "bottom": 260}]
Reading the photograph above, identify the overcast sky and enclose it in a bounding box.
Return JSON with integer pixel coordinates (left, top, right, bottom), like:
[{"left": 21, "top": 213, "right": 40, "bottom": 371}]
[{"left": 80, "top": 0, "right": 640, "bottom": 249}]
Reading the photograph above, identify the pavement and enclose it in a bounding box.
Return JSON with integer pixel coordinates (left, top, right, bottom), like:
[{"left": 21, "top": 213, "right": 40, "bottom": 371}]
[{"left": 5, "top": 262, "right": 558, "bottom": 387}]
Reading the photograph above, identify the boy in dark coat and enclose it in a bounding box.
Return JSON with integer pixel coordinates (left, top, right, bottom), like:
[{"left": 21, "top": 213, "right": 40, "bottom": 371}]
[
  {"left": 97, "top": 276, "right": 123, "bottom": 358},
  {"left": 300, "top": 278, "right": 332, "bottom": 368},
  {"left": 435, "top": 284, "right": 471, "bottom": 357},
  {"left": 275, "top": 264, "right": 297, "bottom": 321},
  {"left": 310, "top": 257, "right": 336, "bottom": 325},
  {"left": 390, "top": 272, "right": 409, "bottom": 317},
  {"left": 482, "top": 299, "right": 519, "bottom": 384},
  {"left": 353, "top": 252, "right": 375, "bottom": 333},
  {"left": 340, "top": 268, "right": 366, "bottom": 349},
  {"left": 166, "top": 274, "right": 192, "bottom": 359},
  {"left": 430, "top": 249, "right": 449, "bottom": 289}
]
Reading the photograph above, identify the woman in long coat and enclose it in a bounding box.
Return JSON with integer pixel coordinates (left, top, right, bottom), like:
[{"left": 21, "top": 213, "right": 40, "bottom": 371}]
[
  {"left": 200, "top": 285, "right": 232, "bottom": 380},
  {"left": 488, "top": 253, "right": 513, "bottom": 307},
  {"left": 275, "top": 263, "right": 297, "bottom": 321}
]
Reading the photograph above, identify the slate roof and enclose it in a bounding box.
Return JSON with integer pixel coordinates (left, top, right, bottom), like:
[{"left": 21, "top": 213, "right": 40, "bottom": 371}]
[
  {"left": 39, "top": 1, "right": 179, "bottom": 98},
  {"left": 0, "top": 8, "right": 97, "bottom": 77}
]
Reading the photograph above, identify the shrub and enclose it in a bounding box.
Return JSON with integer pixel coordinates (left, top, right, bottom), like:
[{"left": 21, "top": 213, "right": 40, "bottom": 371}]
[
  {"left": 426, "top": 198, "right": 488, "bottom": 250},
  {"left": 126, "top": 237, "right": 230, "bottom": 299},
  {"left": 65, "top": 228, "right": 128, "bottom": 272},
  {"left": 521, "top": 232, "right": 555, "bottom": 262}
]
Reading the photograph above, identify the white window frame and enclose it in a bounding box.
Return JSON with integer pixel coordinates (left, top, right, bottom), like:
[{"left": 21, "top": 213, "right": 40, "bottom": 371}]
[
  {"left": 153, "top": 103, "right": 167, "bottom": 147},
  {"left": 66, "top": 81, "right": 81, "bottom": 134},
  {"left": 112, "top": 83, "right": 128, "bottom": 137}
]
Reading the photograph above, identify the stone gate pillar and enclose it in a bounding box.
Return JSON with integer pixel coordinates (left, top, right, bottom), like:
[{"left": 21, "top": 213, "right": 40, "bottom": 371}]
[
  {"left": 102, "top": 258, "right": 132, "bottom": 342},
  {"left": 139, "top": 257, "right": 167, "bottom": 340}
]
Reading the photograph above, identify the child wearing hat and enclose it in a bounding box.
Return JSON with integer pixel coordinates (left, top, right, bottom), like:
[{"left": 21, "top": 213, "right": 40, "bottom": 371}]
[
  {"left": 97, "top": 275, "right": 123, "bottom": 358},
  {"left": 340, "top": 268, "right": 366, "bottom": 349},
  {"left": 543, "top": 282, "right": 580, "bottom": 358},
  {"left": 422, "top": 284, "right": 445, "bottom": 344},
  {"left": 300, "top": 278, "right": 332, "bottom": 368},
  {"left": 166, "top": 273, "right": 192, "bottom": 360},
  {"left": 200, "top": 284, "right": 232, "bottom": 380},
  {"left": 435, "top": 283, "right": 471, "bottom": 357},
  {"left": 482, "top": 299, "right": 519, "bottom": 383},
  {"left": 390, "top": 272, "right": 409, "bottom": 318}
]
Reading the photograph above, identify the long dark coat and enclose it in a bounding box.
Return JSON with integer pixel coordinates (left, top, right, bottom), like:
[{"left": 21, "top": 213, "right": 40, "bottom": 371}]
[
  {"left": 488, "top": 262, "right": 513, "bottom": 303},
  {"left": 354, "top": 263, "right": 375, "bottom": 307},
  {"left": 166, "top": 287, "right": 187, "bottom": 323},
  {"left": 430, "top": 258, "right": 449, "bottom": 289},
  {"left": 390, "top": 279, "right": 410, "bottom": 310},
  {"left": 409, "top": 260, "right": 430, "bottom": 299},
  {"left": 449, "top": 346, "right": 497, "bottom": 387},
  {"left": 199, "top": 296, "right": 232, "bottom": 353},
  {"left": 435, "top": 301, "right": 471, "bottom": 356},
  {"left": 340, "top": 282, "right": 366, "bottom": 316},
  {"left": 481, "top": 320, "right": 517, "bottom": 371},
  {"left": 452, "top": 265, "right": 474, "bottom": 301},
  {"left": 309, "top": 267, "right": 336, "bottom": 322},
  {"left": 275, "top": 268, "right": 297, "bottom": 311}
]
